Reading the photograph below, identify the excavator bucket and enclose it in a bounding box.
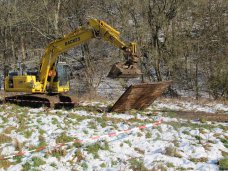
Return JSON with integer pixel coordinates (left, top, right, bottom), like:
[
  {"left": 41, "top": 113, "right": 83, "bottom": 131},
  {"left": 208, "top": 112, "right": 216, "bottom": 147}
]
[
  {"left": 110, "top": 81, "right": 172, "bottom": 113},
  {"left": 108, "top": 62, "right": 142, "bottom": 78}
]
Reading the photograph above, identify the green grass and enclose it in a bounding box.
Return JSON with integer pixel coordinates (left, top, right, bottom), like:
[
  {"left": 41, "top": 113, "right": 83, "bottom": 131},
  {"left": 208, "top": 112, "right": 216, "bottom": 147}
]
[
  {"left": 86, "top": 141, "right": 110, "bottom": 158},
  {"left": 88, "top": 121, "right": 97, "bottom": 129},
  {"left": 219, "top": 125, "right": 228, "bottom": 131},
  {"left": 22, "top": 162, "right": 31, "bottom": 171},
  {"left": 152, "top": 163, "right": 168, "bottom": 171},
  {"left": 166, "top": 121, "right": 215, "bottom": 131},
  {"left": 32, "top": 157, "right": 46, "bottom": 167},
  {"left": 219, "top": 158, "right": 228, "bottom": 170},
  {"left": 124, "top": 140, "right": 132, "bottom": 147},
  {"left": 24, "top": 130, "right": 33, "bottom": 138},
  {"left": 51, "top": 151, "right": 62, "bottom": 159},
  {"left": 52, "top": 118, "right": 59, "bottom": 125},
  {"left": 73, "top": 139, "right": 83, "bottom": 148},
  {"left": 38, "top": 129, "right": 45, "bottom": 135},
  {"left": 199, "top": 117, "right": 207, "bottom": 123},
  {"left": 50, "top": 162, "right": 57, "bottom": 168},
  {"left": 83, "top": 129, "right": 88, "bottom": 134},
  {"left": 1, "top": 116, "right": 9, "bottom": 123},
  {"left": 14, "top": 156, "right": 23, "bottom": 163},
  {"left": 221, "top": 150, "right": 228, "bottom": 157},
  {"left": 96, "top": 118, "right": 107, "bottom": 127},
  {"left": 129, "top": 158, "right": 147, "bottom": 171},
  {"left": 165, "top": 111, "right": 177, "bottom": 118},
  {"left": 154, "top": 126, "right": 162, "bottom": 133},
  {"left": 145, "top": 131, "right": 152, "bottom": 139},
  {"left": 134, "top": 147, "right": 145, "bottom": 154},
  {"left": 102, "top": 141, "right": 110, "bottom": 151},
  {"left": 0, "top": 160, "right": 12, "bottom": 169},
  {"left": 189, "top": 157, "right": 208, "bottom": 163},
  {"left": 4, "top": 126, "right": 17, "bottom": 134},
  {"left": 0, "top": 134, "right": 12, "bottom": 144},
  {"left": 81, "top": 162, "right": 88, "bottom": 170},
  {"left": 164, "top": 146, "right": 182, "bottom": 158},
  {"left": 100, "top": 163, "right": 106, "bottom": 168},
  {"left": 75, "top": 149, "right": 84, "bottom": 162},
  {"left": 176, "top": 167, "right": 194, "bottom": 170},
  {"left": 182, "top": 130, "right": 191, "bottom": 135},
  {"left": 220, "top": 138, "right": 228, "bottom": 148},
  {"left": 56, "top": 133, "right": 74, "bottom": 143},
  {"left": 74, "top": 106, "right": 99, "bottom": 113},
  {"left": 155, "top": 132, "right": 161, "bottom": 140},
  {"left": 166, "top": 162, "right": 174, "bottom": 167},
  {"left": 86, "top": 143, "right": 101, "bottom": 158},
  {"left": 195, "top": 135, "right": 202, "bottom": 143},
  {"left": 111, "top": 160, "right": 118, "bottom": 166},
  {"left": 36, "top": 117, "right": 42, "bottom": 123},
  {"left": 172, "top": 139, "right": 180, "bottom": 147},
  {"left": 67, "top": 113, "right": 90, "bottom": 122}
]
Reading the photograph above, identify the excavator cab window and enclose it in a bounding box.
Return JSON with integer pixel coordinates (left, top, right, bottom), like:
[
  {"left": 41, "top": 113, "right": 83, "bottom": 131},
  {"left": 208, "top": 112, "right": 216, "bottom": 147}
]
[{"left": 56, "top": 62, "right": 69, "bottom": 86}]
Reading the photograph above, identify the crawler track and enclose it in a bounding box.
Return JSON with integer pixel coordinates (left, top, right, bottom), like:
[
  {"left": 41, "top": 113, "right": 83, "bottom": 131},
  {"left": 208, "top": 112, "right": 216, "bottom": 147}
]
[{"left": 3, "top": 92, "right": 77, "bottom": 109}]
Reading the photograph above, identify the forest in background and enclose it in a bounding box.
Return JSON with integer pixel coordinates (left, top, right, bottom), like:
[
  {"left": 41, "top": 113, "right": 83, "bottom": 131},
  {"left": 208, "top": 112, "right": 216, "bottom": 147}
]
[{"left": 0, "top": 0, "right": 227, "bottom": 99}]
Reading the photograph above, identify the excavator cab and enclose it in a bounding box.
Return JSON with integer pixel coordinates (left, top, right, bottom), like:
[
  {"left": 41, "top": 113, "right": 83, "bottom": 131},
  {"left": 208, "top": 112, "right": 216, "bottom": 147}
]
[{"left": 49, "top": 62, "right": 70, "bottom": 93}]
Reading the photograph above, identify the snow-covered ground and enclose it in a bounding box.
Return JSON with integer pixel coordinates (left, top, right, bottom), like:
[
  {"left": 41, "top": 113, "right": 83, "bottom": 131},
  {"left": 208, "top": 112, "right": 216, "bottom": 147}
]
[
  {"left": 0, "top": 99, "right": 227, "bottom": 171},
  {"left": 152, "top": 98, "right": 228, "bottom": 114}
]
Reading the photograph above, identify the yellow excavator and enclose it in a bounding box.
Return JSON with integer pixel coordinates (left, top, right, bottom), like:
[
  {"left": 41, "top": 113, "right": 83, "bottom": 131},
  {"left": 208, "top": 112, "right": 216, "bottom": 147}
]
[
  {"left": 4, "top": 18, "right": 171, "bottom": 110},
  {"left": 3, "top": 18, "right": 142, "bottom": 108},
  {"left": 5, "top": 18, "right": 141, "bottom": 94}
]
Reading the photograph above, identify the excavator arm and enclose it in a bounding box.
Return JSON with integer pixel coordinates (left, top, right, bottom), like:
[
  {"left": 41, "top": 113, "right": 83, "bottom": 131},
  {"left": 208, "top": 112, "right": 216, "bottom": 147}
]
[{"left": 39, "top": 18, "right": 141, "bottom": 92}]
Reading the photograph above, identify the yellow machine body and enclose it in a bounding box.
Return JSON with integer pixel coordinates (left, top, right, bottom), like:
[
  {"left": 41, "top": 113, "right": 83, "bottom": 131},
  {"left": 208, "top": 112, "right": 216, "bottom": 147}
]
[{"left": 4, "top": 75, "right": 69, "bottom": 93}]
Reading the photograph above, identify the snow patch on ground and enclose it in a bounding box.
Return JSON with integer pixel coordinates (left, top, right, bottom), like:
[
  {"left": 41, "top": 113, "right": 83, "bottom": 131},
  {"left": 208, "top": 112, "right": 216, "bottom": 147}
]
[
  {"left": 0, "top": 99, "right": 227, "bottom": 170},
  {"left": 152, "top": 99, "right": 228, "bottom": 113}
]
